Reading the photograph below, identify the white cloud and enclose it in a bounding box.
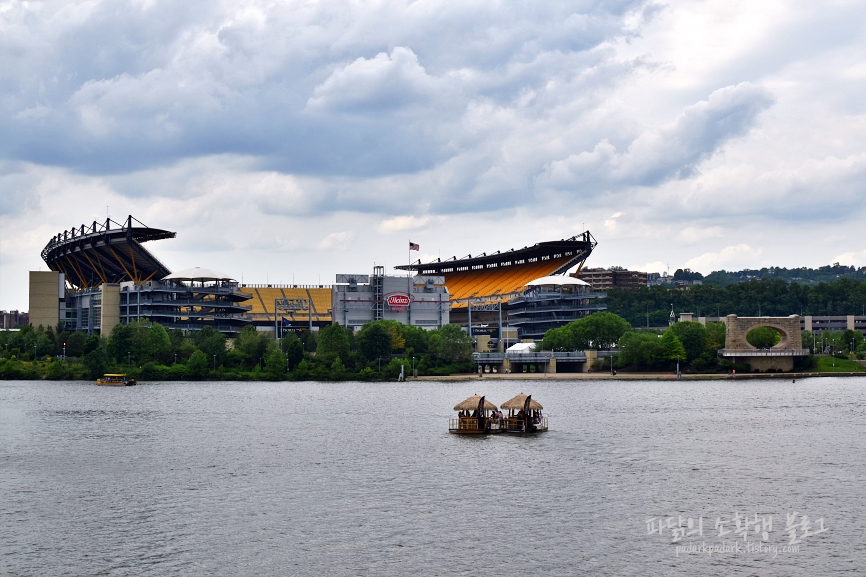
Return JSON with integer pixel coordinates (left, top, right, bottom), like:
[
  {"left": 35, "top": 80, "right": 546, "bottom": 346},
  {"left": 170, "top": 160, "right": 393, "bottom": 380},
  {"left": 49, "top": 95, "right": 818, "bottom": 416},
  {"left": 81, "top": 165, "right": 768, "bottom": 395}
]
[
  {"left": 639, "top": 261, "right": 668, "bottom": 274},
  {"left": 317, "top": 231, "right": 356, "bottom": 252},
  {"left": 679, "top": 226, "right": 724, "bottom": 243},
  {"left": 831, "top": 250, "right": 866, "bottom": 267},
  {"left": 604, "top": 212, "right": 622, "bottom": 230},
  {"left": 307, "top": 47, "right": 447, "bottom": 112},
  {"left": 3, "top": 0, "right": 866, "bottom": 309},
  {"left": 684, "top": 244, "right": 762, "bottom": 273},
  {"left": 377, "top": 215, "right": 431, "bottom": 233}
]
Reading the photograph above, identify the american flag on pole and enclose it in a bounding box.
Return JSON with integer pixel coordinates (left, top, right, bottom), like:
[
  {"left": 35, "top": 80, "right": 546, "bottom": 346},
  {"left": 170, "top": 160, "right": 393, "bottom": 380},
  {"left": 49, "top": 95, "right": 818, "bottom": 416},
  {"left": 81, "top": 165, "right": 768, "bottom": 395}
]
[{"left": 409, "top": 241, "right": 420, "bottom": 251}]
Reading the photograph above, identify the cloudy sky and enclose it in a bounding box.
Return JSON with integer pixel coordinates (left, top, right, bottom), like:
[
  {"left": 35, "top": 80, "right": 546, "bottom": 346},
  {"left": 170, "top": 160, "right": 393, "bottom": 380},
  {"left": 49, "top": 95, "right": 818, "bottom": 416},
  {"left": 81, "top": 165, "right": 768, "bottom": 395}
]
[{"left": 2, "top": 0, "right": 865, "bottom": 310}]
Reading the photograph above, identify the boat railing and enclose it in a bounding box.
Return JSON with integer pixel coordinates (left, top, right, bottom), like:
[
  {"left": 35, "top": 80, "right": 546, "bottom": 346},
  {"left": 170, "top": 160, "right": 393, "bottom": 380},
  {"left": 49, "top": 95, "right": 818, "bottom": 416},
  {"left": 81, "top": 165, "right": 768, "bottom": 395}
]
[
  {"left": 501, "top": 417, "right": 548, "bottom": 431},
  {"left": 448, "top": 417, "right": 504, "bottom": 431}
]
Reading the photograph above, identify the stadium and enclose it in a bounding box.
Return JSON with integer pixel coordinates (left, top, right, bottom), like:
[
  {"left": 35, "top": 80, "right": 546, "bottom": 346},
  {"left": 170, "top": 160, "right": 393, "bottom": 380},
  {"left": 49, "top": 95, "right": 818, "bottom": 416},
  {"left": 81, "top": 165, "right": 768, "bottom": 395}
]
[
  {"left": 32, "top": 216, "right": 252, "bottom": 336},
  {"left": 30, "top": 216, "right": 607, "bottom": 343}
]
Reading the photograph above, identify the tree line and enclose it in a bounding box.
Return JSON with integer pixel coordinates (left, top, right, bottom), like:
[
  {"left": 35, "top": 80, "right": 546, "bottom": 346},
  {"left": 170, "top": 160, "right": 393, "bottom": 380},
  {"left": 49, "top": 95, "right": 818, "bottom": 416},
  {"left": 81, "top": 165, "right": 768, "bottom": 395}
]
[
  {"left": 0, "top": 321, "right": 474, "bottom": 381},
  {"left": 538, "top": 309, "right": 866, "bottom": 372},
  {"left": 605, "top": 278, "right": 866, "bottom": 328}
]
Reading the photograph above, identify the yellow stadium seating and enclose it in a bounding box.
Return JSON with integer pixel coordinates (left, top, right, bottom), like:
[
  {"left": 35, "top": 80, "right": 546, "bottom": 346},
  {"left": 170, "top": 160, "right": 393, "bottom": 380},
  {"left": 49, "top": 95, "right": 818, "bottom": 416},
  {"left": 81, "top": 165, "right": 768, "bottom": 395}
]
[
  {"left": 242, "top": 286, "right": 332, "bottom": 322},
  {"left": 444, "top": 257, "right": 573, "bottom": 302}
]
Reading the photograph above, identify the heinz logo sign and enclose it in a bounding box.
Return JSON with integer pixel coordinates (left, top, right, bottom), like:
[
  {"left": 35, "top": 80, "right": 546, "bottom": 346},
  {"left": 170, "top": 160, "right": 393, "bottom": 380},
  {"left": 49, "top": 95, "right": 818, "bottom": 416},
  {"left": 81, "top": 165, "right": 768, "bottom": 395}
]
[{"left": 386, "top": 293, "right": 412, "bottom": 310}]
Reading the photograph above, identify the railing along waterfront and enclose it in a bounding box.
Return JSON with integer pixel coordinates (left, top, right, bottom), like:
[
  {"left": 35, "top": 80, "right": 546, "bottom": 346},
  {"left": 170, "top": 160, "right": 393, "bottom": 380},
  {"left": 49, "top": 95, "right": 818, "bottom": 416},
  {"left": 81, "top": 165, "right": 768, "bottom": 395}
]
[
  {"left": 472, "top": 351, "right": 590, "bottom": 363},
  {"left": 718, "top": 348, "right": 810, "bottom": 357}
]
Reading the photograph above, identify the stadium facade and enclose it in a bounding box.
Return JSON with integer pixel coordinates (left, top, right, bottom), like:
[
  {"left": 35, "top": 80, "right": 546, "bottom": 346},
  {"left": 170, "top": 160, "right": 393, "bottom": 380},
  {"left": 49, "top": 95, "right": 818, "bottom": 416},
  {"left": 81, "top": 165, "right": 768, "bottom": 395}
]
[
  {"left": 396, "top": 232, "right": 605, "bottom": 344},
  {"left": 31, "top": 216, "right": 252, "bottom": 336},
  {"left": 29, "top": 218, "right": 606, "bottom": 342},
  {"left": 332, "top": 267, "right": 450, "bottom": 331}
]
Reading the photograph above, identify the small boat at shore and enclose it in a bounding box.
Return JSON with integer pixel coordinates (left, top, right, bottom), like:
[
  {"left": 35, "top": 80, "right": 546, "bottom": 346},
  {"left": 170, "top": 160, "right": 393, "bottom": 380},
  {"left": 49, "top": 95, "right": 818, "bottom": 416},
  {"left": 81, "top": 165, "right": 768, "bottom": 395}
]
[
  {"left": 499, "top": 393, "right": 547, "bottom": 433},
  {"left": 97, "top": 374, "right": 136, "bottom": 386},
  {"left": 449, "top": 394, "right": 502, "bottom": 435}
]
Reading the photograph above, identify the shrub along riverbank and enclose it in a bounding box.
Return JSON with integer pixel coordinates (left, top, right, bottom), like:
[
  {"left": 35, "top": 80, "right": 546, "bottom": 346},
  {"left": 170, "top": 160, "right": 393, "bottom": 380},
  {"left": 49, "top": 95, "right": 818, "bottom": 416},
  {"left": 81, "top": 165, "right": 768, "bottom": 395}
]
[
  {"left": 5, "top": 307, "right": 865, "bottom": 381},
  {"left": 0, "top": 321, "right": 474, "bottom": 381}
]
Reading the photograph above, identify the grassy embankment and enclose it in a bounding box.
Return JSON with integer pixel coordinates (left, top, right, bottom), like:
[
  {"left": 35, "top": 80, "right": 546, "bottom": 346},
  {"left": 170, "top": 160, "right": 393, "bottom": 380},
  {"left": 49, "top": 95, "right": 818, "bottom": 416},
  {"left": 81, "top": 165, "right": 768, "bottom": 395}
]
[{"left": 807, "top": 356, "right": 866, "bottom": 372}]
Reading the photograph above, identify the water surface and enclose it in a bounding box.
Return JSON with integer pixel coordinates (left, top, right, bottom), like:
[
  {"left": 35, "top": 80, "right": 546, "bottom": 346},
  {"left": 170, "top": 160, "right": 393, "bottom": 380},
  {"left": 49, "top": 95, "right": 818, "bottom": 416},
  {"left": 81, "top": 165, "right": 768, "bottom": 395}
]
[{"left": 1, "top": 378, "right": 864, "bottom": 575}]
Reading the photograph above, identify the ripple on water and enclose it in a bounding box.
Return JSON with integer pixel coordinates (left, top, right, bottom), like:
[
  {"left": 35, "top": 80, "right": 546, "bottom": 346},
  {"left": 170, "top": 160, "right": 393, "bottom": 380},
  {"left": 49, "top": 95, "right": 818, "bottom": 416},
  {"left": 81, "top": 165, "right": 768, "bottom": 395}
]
[{"left": 0, "top": 378, "right": 864, "bottom": 576}]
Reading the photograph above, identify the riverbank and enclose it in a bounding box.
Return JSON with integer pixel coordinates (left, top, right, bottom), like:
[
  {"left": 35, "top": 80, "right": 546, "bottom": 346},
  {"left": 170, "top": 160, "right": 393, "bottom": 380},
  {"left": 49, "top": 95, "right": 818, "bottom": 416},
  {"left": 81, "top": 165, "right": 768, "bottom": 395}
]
[{"left": 415, "top": 371, "right": 865, "bottom": 381}]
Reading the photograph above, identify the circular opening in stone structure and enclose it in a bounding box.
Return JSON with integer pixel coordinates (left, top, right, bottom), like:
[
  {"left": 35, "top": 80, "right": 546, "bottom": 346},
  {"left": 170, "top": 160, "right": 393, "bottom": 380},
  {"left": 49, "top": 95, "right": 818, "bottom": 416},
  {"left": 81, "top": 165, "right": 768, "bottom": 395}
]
[{"left": 747, "top": 326, "right": 782, "bottom": 348}]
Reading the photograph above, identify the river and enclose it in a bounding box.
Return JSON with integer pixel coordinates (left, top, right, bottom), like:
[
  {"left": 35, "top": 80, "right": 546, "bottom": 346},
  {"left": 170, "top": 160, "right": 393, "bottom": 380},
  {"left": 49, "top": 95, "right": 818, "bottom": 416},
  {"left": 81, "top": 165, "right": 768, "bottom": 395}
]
[{"left": 1, "top": 378, "right": 863, "bottom": 575}]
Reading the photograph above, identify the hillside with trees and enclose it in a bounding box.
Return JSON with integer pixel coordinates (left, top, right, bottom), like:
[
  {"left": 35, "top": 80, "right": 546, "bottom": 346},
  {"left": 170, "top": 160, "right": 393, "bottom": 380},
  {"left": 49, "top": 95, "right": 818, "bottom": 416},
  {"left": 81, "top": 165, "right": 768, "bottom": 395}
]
[{"left": 605, "top": 278, "right": 866, "bottom": 327}]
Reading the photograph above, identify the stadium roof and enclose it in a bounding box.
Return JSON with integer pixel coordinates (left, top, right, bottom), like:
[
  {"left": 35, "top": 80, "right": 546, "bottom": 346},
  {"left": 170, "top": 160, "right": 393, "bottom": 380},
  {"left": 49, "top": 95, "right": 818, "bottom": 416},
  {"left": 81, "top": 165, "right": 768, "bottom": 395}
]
[
  {"left": 164, "top": 267, "right": 235, "bottom": 282},
  {"left": 396, "top": 232, "right": 596, "bottom": 276},
  {"left": 396, "top": 232, "right": 597, "bottom": 302},
  {"left": 41, "top": 215, "right": 176, "bottom": 289},
  {"left": 526, "top": 275, "right": 590, "bottom": 287}
]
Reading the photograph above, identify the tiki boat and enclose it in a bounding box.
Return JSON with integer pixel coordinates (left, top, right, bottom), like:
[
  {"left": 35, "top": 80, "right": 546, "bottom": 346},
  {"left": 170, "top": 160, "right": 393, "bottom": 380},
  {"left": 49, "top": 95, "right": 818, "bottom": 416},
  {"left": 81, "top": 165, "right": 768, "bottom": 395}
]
[
  {"left": 499, "top": 393, "right": 547, "bottom": 433},
  {"left": 449, "top": 394, "right": 502, "bottom": 435},
  {"left": 96, "top": 374, "right": 136, "bottom": 386}
]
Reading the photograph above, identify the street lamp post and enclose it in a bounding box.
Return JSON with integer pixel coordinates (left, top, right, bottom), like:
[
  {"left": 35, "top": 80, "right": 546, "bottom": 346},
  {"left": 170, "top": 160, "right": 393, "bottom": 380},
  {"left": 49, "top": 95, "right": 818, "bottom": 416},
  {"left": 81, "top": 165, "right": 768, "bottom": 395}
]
[
  {"left": 63, "top": 342, "right": 66, "bottom": 361},
  {"left": 174, "top": 353, "right": 177, "bottom": 365},
  {"left": 412, "top": 356, "right": 415, "bottom": 379},
  {"left": 127, "top": 351, "right": 131, "bottom": 368},
  {"left": 213, "top": 355, "right": 216, "bottom": 371}
]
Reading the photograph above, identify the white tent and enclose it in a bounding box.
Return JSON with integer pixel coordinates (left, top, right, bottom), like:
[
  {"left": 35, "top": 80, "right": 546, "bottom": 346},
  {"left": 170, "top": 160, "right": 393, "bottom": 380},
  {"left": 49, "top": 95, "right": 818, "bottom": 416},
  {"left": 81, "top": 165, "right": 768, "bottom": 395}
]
[{"left": 506, "top": 342, "right": 535, "bottom": 353}]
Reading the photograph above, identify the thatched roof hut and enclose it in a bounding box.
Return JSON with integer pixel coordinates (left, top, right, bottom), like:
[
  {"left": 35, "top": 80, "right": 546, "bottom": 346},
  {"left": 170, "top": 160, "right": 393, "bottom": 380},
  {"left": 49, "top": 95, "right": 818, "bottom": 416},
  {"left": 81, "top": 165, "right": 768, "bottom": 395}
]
[
  {"left": 453, "top": 394, "right": 498, "bottom": 412},
  {"left": 500, "top": 393, "right": 543, "bottom": 411}
]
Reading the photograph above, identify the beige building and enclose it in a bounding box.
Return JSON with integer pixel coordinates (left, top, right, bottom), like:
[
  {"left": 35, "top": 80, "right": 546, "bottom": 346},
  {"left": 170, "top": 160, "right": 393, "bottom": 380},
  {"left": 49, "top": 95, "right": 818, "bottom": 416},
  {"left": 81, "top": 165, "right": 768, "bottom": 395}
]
[
  {"left": 28, "top": 271, "right": 64, "bottom": 330},
  {"left": 576, "top": 268, "right": 648, "bottom": 290}
]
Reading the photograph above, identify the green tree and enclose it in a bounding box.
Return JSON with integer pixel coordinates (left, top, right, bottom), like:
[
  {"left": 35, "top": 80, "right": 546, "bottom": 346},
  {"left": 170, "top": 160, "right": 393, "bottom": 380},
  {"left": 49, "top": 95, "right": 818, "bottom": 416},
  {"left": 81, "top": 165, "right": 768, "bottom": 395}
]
[
  {"left": 706, "top": 322, "right": 726, "bottom": 350},
  {"left": 541, "top": 312, "right": 631, "bottom": 351},
  {"left": 107, "top": 323, "right": 135, "bottom": 363},
  {"left": 356, "top": 322, "right": 394, "bottom": 363},
  {"left": 400, "top": 325, "right": 429, "bottom": 355},
  {"left": 429, "top": 324, "right": 473, "bottom": 364},
  {"left": 46, "top": 360, "right": 69, "bottom": 380},
  {"left": 286, "top": 339, "right": 304, "bottom": 371},
  {"left": 298, "top": 329, "right": 318, "bottom": 352},
  {"left": 82, "top": 342, "right": 109, "bottom": 378},
  {"left": 34, "top": 333, "right": 53, "bottom": 359},
  {"left": 144, "top": 324, "right": 172, "bottom": 364},
  {"left": 235, "top": 325, "right": 270, "bottom": 368},
  {"left": 540, "top": 326, "right": 575, "bottom": 351},
  {"left": 617, "top": 331, "right": 665, "bottom": 369},
  {"left": 187, "top": 350, "right": 209, "bottom": 379},
  {"left": 66, "top": 332, "right": 87, "bottom": 357},
  {"left": 316, "top": 323, "right": 351, "bottom": 364},
  {"left": 194, "top": 326, "right": 226, "bottom": 367},
  {"left": 841, "top": 329, "right": 864, "bottom": 353},
  {"left": 578, "top": 312, "right": 631, "bottom": 349},
  {"left": 330, "top": 357, "right": 347, "bottom": 379},
  {"left": 82, "top": 334, "right": 102, "bottom": 356},
  {"left": 669, "top": 321, "right": 709, "bottom": 362},
  {"left": 746, "top": 326, "right": 781, "bottom": 348},
  {"left": 660, "top": 330, "right": 687, "bottom": 362},
  {"left": 264, "top": 349, "right": 286, "bottom": 380}
]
